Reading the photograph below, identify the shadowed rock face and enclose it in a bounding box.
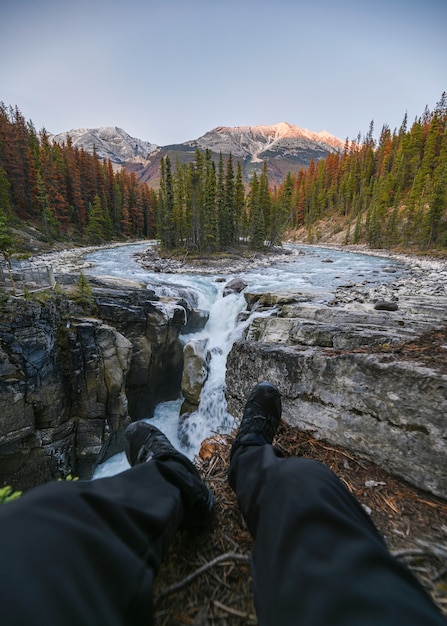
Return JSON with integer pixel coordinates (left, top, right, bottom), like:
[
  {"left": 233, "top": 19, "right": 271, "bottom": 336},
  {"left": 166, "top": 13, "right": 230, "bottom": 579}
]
[
  {"left": 92, "top": 286, "right": 186, "bottom": 420},
  {"left": 0, "top": 282, "right": 197, "bottom": 489},
  {"left": 226, "top": 292, "right": 447, "bottom": 499}
]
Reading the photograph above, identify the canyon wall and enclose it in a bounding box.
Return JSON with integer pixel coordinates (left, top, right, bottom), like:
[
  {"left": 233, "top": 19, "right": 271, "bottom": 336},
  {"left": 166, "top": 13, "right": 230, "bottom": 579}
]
[{"left": 0, "top": 281, "right": 198, "bottom": 489}]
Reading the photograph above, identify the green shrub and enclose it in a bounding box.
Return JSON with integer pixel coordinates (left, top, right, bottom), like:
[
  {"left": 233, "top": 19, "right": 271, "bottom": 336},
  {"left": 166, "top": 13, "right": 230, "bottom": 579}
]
[{"left": 0, "top": 486, "right": 22, "bottom": 504}]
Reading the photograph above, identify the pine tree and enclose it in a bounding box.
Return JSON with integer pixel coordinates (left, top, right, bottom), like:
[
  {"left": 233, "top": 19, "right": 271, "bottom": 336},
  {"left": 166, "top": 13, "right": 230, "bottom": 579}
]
[
  {"left": 102, "top": 200, "right": 113, "bottom": 239},
  {"left": 0, "top": 167, "right": 11, "bottom": 215},
  {"left": 248, "top": 173, "right": 265, "bottom": 249},
  {"left": 173, "top": 159, "right": 188, "bottom": 245},
  {"left": 158, "top": 156, "right": 176, "bottom": 249},
  {"left": 216, "top": 153, "right": 226, "bottom": 248},
  {"left": 234, "top": 161, "right": 245, "bottom": 241},
  {"left": 353, "top": 212, "right": 363, "bottom": 243},
  {"left": 270, "top": 171, "right": 293, "bottom": 245},
  {"left": 425, "top": 160, "right": 447, "bottom": 247},
  {"left": 0, "top": 207, "right": 13, "bottom": 281},
  {"left": 64, "top": 136, "right": 87, "bottom": 231},
  {"left": 37, "top": 171, "right": 59, "bottom": 242},
  {"left": 86, "top": 195, "right": 106, "bottom": 243},
  {"left": 120, "top": 195, "right": 131, "bottom": 237},
  {"left": 203, "top": 155, "right": 218, "bottom": 251},
  {"left": 189, "top": 150, "right": 205, "bottom": 249},
  {"left": 258, "top": 162, "right": 271, "bottom": 245},
  {"left": 223, "top": 153, "right": 235, "bottom": 245},
  {"left": 0, "top": 207, "right": 12, "bottom": 256}
]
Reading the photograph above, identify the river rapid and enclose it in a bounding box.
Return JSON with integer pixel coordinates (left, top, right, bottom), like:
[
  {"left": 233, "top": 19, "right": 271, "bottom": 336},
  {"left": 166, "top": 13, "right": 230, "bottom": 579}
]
[{"left": 86, "top": 242, "right": 407, "bottom": 478}]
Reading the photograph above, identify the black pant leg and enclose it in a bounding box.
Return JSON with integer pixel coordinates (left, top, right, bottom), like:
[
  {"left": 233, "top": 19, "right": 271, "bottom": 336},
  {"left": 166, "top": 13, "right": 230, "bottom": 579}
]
[
  {"left": 0, "top": 458, "right": 197, "bottom": 626},
  {"left": 229, "top": 441, "right": 446, "bottom": 626}
]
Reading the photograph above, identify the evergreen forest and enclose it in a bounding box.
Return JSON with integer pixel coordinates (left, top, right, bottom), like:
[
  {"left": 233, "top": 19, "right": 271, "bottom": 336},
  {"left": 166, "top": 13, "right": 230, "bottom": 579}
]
[
  {"left": 289, "top": 93, "right": 447, "bottom": 251},
  {"left": 0, "top": 103, "right": 158, "bottom": 248},
  {"left": 1, "top": 94, "right": 446, "bottom": 257}
]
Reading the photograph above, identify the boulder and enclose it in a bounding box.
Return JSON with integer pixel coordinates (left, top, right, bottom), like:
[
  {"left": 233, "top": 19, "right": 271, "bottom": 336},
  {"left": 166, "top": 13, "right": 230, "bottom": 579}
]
[
  {"left": 244, "top": 291, "right": 316, "bottom": 308},
  {"left": 182, "top": 308, "right": 209, "bottom": 334},
  {"left": 223, "top": 277, "right": 248, "bottom": 297},
  {"left": 374, "top": 300, "right": 399, "bottom": 311},
  {"left": 180, "top": 338, "right": 210, "bottom": 412}
]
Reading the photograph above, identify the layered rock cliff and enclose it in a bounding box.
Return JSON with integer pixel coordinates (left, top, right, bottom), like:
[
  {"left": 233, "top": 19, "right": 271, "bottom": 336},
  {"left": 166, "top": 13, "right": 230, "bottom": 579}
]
[
  {"left": 0, "top": 279, "right": 200, "bottom": 489},
  {"left": 226, "top": 289, "right": 447, "bottom": 499}
]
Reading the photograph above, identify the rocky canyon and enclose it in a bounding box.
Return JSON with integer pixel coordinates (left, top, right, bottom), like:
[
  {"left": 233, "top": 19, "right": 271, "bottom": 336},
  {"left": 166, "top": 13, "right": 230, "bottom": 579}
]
[
  {"left": 0, "top": 273, "right": 204, "bottom": 489},
  {"left": 1, "top": 244, "right": 446, "bottom": 503}
]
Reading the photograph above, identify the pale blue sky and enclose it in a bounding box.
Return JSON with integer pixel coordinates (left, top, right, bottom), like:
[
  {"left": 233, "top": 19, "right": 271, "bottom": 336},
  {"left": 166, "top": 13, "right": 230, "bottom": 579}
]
[{"left": 1, "top": 0, "right": 446, "bottom": 145}]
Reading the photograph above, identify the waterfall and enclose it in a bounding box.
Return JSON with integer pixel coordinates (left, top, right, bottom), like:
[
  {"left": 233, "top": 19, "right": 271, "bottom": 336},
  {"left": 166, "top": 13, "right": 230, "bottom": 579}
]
[
  {"left": 176, "top": 285, "right": 276, "bottom": 453},
  {"left": 90, "top": 243, "right": 404, "bottom": 478},
  {"left": 94, "top": 280, "right": 252, "bottom": 477},
  {"left": 177, "top": 289, "right": 244, "bottom": 448}
]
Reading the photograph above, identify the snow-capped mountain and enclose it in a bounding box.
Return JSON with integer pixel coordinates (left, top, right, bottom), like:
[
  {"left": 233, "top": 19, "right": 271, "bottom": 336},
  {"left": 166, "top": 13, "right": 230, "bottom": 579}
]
[
  {"left": 51, "top": 122, "right": 344, "bottom": 186},
  {"left": 188, "top": 122, "right": 344, "bottom": 163},
  {"left": 130, "top": 122, "right": 344, "bottom": 186},
  {"left": 49, "top": 127, "right": 157, "bottom": 164}
]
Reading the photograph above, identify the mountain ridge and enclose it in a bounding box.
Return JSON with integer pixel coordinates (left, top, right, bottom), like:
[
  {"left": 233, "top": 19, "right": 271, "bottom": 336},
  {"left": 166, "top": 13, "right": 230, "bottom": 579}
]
[
  {"left": 49, "top": 126, "right": 157, "bottom": 164},
  {"left": 50, "top": 122, "right": 344, "bottom": 186},
  {"left": 186, "top": 122, "right": 344, "bottom": 164}
]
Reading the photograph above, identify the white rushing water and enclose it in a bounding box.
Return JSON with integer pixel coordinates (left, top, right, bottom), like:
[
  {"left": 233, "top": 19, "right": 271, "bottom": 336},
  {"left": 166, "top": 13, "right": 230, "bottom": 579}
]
[{"left": 91, "top": 242, "right": 403, "bottom": 478}]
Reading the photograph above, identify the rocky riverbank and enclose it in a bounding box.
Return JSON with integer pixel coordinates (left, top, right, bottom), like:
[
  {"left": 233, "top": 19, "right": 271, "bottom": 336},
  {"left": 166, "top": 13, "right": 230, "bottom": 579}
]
[
  {"left": 219, "top": 246, "right": 447, "bottom": 499},
  {"left": 27, "top": 241, "right": 153, "bottom": 275}
]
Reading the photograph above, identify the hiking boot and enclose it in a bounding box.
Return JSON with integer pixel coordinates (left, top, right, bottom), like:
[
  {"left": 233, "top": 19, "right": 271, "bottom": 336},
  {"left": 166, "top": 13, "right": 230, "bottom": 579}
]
[
  {"left": 125, "top": 421, "right": 180, "bottom": 466},
  {"left": 125, "top": 421, "right": 215, "bottom": 527},
  {"left": 231, "top": 382, "right": 282, "bottom": 456}
]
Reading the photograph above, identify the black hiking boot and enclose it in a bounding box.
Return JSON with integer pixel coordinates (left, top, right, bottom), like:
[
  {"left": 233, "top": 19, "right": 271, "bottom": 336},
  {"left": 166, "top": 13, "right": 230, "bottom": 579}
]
[
  {"left": 125, "top": 421, "right": 215, "bottom": 528},
  {"left": 125, "top": 420, "right": 180, "bottom": 466},
  {"left": 231, "top": 381, "right": 282, "bottom": 457}
]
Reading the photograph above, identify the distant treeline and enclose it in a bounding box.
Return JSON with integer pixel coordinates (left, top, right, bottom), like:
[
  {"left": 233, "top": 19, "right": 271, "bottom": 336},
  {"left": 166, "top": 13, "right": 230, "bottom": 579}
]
[
  {"left": 0, "top": 103, "right": 157, "bottom": 244},
  {"left": 1, "top": 95, "right": 446, "bottom": 253}
]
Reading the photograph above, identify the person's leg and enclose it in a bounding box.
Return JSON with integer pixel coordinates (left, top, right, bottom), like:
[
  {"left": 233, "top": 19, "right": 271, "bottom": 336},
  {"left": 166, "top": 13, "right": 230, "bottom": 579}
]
[
  {"left": 228, "top": 382, "right": 446, "bottom": 626},
  {"left": 0, "top": 422, "right": 214, "bottom": 626}
]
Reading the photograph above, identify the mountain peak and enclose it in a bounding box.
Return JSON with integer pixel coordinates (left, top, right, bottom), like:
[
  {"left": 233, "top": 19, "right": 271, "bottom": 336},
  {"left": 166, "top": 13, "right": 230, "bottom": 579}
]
[
  {"left": 191, "top": 122, "right": 343, "bottom": 163},
  {"left": 49, "top": 126, "right": 158, "bottom": 164},
  {"left": 209, "top": 121, "right": 341, "bottom": 143}
]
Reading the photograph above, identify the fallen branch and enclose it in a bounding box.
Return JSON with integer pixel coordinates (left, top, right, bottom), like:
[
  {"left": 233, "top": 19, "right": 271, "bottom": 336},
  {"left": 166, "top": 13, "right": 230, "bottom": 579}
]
[
  {"left": 415, "top": 539, "right": 447, "bottom": 559},
  {"left": 155, "top": 552, "right": 251, "bottom": 602},
  {"left": 393, "top": 543, "right": 447, "bottom": 561},
  {"left": 214, "top": 599, "right": 256, "bottom": 621}
]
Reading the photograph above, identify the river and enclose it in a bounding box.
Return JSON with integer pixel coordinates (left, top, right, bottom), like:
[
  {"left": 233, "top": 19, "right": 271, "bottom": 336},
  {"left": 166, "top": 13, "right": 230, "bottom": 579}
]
[{"left": 89, "top": 242, "right": 403, "bottom": 477}]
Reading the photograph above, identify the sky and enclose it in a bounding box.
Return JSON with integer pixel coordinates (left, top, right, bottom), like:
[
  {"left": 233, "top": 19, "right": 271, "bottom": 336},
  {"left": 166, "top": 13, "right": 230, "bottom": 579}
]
[{"left": 1, "top": 0, "right": 446, "bottom": 146}]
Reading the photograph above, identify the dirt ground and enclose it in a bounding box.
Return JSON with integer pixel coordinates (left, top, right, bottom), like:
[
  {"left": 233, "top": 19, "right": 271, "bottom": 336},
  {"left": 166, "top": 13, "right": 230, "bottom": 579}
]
[{"left": 153, "top": 420, "right": 447, "bottom": 625}]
